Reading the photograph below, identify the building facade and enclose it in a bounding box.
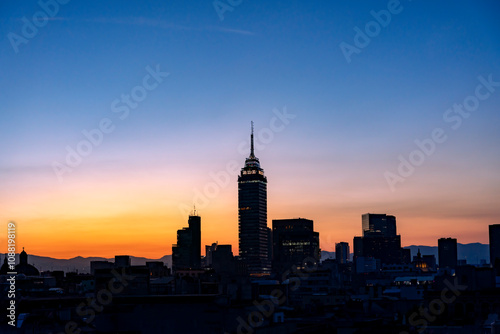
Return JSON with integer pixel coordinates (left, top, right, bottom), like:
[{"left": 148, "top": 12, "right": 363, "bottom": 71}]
[
  {"left": 238, "top": 123, "right": 270, "bottom": 275},
  {"left": 272, "top": 218, "right": 320, "bottom": 275},
  {"left": 362, "top": 213, "right": 397, "bottom": 237},
  {"left": 438, "top": 237, "right": 458, "bottom": 269},
  {"left": 172, "top": 214, "right": 201, "bottom": 270},
  {"left": 335, "top": 242, "right": 350, "bottom": 264},
  {"left": 354, "top": 214, "right": 403, "bottom": 268},
  {"left": 490, "top": 224, "right": 500, "bottom": 267}
]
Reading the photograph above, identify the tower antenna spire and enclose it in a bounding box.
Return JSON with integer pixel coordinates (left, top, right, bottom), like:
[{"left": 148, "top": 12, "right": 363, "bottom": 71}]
[{"left": 250, "top": 121, "right": 255, "bottom": 158}]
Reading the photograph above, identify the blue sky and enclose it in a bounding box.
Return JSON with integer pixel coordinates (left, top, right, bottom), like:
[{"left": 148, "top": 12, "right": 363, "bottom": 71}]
[{"left": 1, "top": 0, "right": 499, "bottom": 257}]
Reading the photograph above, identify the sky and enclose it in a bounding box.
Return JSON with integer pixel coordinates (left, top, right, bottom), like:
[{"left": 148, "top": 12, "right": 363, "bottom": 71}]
[{"left": 1, "top": 0, "right": 499, "bottom": 259}]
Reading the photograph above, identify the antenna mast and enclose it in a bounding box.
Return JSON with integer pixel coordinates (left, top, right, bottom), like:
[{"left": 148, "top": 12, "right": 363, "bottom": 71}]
[{"left": 250, "top": 121, "right": 255, "bottom": 158}]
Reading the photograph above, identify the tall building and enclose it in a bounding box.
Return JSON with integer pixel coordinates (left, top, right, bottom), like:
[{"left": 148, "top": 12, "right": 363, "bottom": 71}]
[
  {"left": 115, "top": 255, "right": 131, "bottom": 268},
  {"left": 172, "top": 213, "right": 201, "bottom": 270},
  {"left": 205, "top": 242, "right": 218, "bottom": 267},
  {"left": 438, "top": 237, "right": 458, "bottom": 269},
  {"left": 361, "top": 235, "right": 402, "bottom": 264},
  {"left": 362, "top": 213, "right": 396, "bottom": 237},
  {"left": 401, "top": 248, "right": 412, "bottom": 264},
  {"left": 489, "top": 224, "right": 500, "bottom": 266},
  {"left": 353, "top": 237, "right": 364, "bottom": 261},
  {"left": 335, "top": 242, "right": 350, "bottom": 264},
  {"left": 212, "top": 245, "right": 235, "bottom": 275},
  {"left": 238, "top": 122, "right": 270, "bottom": 275},
  {"left": 272, "top": 218, "right": 320, "bottom": 275},
  {"left": 353, "top": 214, "right": 403, "bottom": 268}
]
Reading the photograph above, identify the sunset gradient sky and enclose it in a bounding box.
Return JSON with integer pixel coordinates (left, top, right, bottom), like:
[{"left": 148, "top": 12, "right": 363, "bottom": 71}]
[{"left": 1, "top": 1, "right": 500, "bottom": 259}]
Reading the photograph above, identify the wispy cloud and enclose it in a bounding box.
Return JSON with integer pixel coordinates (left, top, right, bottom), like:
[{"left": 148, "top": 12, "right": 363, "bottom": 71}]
[
  {"left": 76, "top": 17, "right": 255, "bottom": 36},
  {"left": 90, "top": 17, "right": 196, "bottom": 32},
  {"left": 205, "top": 26, "right": 255, "bottom": 36}
]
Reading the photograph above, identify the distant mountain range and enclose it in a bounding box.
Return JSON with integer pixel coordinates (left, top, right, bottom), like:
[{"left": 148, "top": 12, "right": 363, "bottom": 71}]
[
  {"left": 6, "top": 254, "right": 172, "bottom": 274},
  {"left": 322, "top": 243, "right": 490, "bottom": 265},
  {"left": 404, "top": 242, "right": 490, "bottom": 265},
  {"left": 8, "top": 243, "right": 489, "bottom": 274}
]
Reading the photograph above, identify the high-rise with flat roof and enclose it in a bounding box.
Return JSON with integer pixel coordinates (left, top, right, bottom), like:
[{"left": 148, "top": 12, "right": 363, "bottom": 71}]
[
  {"left": 354, "top": 213, "right": 403, "bottom": 268},
  {"left": 489, "top": 224, "right": 500, "bottom": 267},
  {"left": 362, "top": 213, "right": 397, "bottom": 237},
  {"left": 336, "top": 242, "right": 350, "bottom": 264},
  {"left": 438, "top": 237, "right": 458, "bottom": 269},
  {"left": 172, "top": 213, "right": 201, "bottom": 270},
  {"left": 272, "top": 218, "right": 320, "bottom": 275}
]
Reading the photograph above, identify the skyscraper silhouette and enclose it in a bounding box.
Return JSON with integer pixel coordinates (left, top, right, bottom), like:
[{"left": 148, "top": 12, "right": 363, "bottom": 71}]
[
  {"left": 238, "top": 123, "right": 270, "bottom": 275},
  {"left": 336, "top": 242, "right": 350, "bottom": 264},
  {"left": 172, "top": 212, "right": 201, "bottom": 270},
  {"left": 489, "top": 224, "right": 500, "bottom": 267},
  {"left": 272, "top": 218, "right": 320, "bottom": 275},
  {"left": 354, "top": 213, "right": 403, "bottom": 267},
  {"left": 362, "top": 213, "right": 396, "bottom": 237},
  {"left": 438, "top": 237, "right": 458, "bottom": 269}
]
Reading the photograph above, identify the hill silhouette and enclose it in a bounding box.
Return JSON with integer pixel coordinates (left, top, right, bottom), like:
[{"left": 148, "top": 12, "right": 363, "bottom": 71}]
[{"left": 4, "top": 243, "right": 489, "bottom": 273}]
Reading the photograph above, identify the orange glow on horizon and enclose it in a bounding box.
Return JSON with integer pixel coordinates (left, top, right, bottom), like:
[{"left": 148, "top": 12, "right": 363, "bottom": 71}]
[
  {"left": 0, "top": 210, "right": 492, "bottom": 260},
  {"left": 1, "top": 152, "right": 495, "bottom": 260}
]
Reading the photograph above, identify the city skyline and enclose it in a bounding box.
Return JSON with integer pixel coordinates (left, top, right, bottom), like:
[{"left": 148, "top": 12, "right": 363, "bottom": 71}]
[
  {"left": 1, "top": 116, "right": 498, "bottom": 258},
  {"left": 1, "top": 1, "right": 500, "bottom": 259}
]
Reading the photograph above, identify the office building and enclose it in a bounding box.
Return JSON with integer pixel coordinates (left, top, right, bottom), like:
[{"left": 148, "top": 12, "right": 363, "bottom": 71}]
[
  {"left": 438, "top": 237, "right": 458, "bottom": 269},
  {"left": 354, "top": 214, "right": 403, "bottom": 268},
  {"left": 361, "top": 235, "right": 402, "bottom": 264},
  {"left": 489, "top": 224, "right": 500, "bottom": 267},
  {"left": 335, "top": 242, "right": 350, "bottom": 264},
  {"left": 362, "top": 213, "right": 396, "bottom": 237},
  {"left": 212, "top": 245, "right": 235, "bottom": 275},
  {"left": 172, "top": 213, "right": 201, "bottom": 270},
  {"left": 238, "top": 123, "right": 270, "bottom": 275},
  {"left": 272, "top": 218, "right": 320, "bottom": 275},
  {"left": 205, "top": 242, "right": 218, "bottom": 267},
  {"left": 115, "top": 255, "right": 131, "bottom": 268}
]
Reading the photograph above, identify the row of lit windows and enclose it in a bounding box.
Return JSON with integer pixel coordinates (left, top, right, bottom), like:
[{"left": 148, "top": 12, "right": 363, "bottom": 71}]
[
  {"left": 282, "top": 241, "right": 311, "bottom": 246},
  {"left": 242, "top": 170, "right": 264, "bottom": 175},
  {"left": 239, "top": 181, "right": 266, "bottom": 184}
]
